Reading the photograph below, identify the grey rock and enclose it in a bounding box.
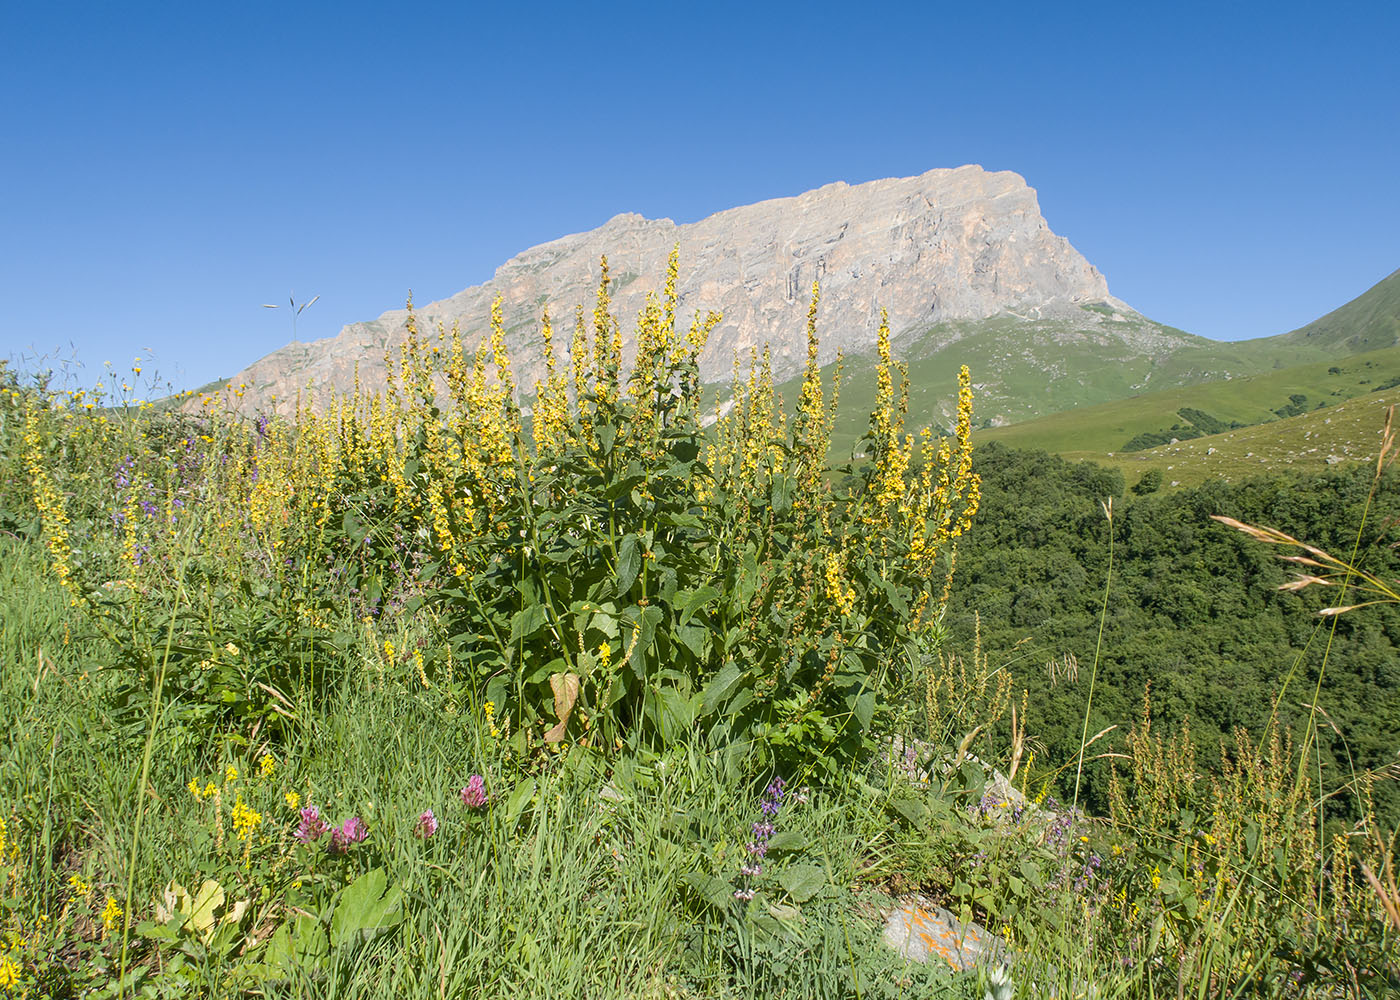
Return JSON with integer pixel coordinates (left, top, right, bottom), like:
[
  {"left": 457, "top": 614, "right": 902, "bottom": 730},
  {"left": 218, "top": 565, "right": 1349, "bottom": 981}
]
[{"left": 209, "top": 165, "right": 1128, "bottom": 414}]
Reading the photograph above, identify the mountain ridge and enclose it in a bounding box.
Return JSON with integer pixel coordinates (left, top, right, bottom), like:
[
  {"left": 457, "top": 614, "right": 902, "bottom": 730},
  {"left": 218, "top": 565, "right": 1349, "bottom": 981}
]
[{"left": 207, "top": 166, "right": 1170, "bottom": 415}]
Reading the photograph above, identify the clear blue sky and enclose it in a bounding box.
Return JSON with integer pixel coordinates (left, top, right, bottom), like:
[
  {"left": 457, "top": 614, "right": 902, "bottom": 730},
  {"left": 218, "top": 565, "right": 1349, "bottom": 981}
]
[{"left": 3, "top": 0, "right": 1397, "bottom": 392}]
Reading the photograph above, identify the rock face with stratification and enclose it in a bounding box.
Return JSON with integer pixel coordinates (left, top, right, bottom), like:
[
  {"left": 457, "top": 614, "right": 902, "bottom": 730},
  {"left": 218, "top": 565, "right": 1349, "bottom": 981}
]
[{"left": 212, "top": 165, "right": 1130, "bottom": 414}]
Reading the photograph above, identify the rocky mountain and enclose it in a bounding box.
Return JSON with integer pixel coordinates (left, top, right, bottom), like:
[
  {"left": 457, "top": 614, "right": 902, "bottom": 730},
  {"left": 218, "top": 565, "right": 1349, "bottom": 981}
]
[{"left": 210, "top": 165, "right": 1190, "bottom": 415}]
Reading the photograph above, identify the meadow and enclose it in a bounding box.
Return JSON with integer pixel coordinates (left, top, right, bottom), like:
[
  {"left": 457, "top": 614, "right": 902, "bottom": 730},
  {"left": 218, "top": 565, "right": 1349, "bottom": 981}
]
[{"left": 1, "top": 257, "right": 1396, "bottom": 998}]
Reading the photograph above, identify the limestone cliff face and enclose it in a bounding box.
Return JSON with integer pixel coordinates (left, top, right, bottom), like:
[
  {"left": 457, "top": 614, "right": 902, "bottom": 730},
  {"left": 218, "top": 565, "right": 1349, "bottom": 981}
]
[{"left": 216, "top": 165, "right": 1126, "bottom": 413}]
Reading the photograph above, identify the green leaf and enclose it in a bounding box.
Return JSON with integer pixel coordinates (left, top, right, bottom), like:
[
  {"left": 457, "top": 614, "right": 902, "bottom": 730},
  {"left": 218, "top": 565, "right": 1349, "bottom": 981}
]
[
  {"left": 682, "top": 872, "right": 734, "bottom": 912},
  {"left": 700, "top": 663, "right": 744, "bottom": 716},
  {"left": 892, "top": 796, "right": 930, "bottom": 827},
  {"left": 674, "top": 585, "right": 721, "bottom": 626},
  {"left": 778, "top": 864, "right": 826, "bottom": 903},
  {"left": 675, "top": 624, "right": 708, "bottom": 658},
  {"left": 330, "top": 868, "right": 403, "bottom": 949},
  {"left": 508, "top": 604, "right": 548, "bottom": 647},
  {"left": 616, "top": 534, "right": 641, "bottom": 596},
  {"left": 503, "top": 777, "right": 536, "bottom": 836},
  {"left": 766, "top": 831, "right": 807, "bottom": 852},
  {"left": 770, "top": 473, "right": 796, "bottom": 515}
]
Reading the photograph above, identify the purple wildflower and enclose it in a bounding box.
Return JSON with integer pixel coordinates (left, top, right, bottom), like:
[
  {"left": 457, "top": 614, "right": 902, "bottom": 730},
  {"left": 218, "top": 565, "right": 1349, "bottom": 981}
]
[
  {"left": 327, "top": 816, "right": 369, "bottom": 854},
  {"left": 460, "top": 775, "right": 487, "bottom": 809},
  {"left": 295, "top": 805, "right": 330, "bottom": 843},
  {"left": 415, "top": 809, "right": 438, "bottom": 838}
]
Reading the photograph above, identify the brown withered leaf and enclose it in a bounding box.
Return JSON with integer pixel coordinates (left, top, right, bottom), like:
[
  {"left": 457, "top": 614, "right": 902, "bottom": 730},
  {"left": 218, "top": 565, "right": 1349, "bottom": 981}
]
[{"left": 544, "top": 672, "right": 580, "bottom": 743}]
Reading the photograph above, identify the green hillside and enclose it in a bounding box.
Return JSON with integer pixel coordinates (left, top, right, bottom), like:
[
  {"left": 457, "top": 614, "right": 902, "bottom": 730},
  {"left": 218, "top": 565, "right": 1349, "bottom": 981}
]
[
  {"left": 1267, "top": 267, "right": 1400, "bottom": 354},
  {"left": 978, "top": 346, "right": 1400, "bottom": 456},
  {"left": 1099, "top": 387, "right": 1400, "bottom": 490},
  {"left": 760, "top": 266, "right": 1400, "bottom": 473}
]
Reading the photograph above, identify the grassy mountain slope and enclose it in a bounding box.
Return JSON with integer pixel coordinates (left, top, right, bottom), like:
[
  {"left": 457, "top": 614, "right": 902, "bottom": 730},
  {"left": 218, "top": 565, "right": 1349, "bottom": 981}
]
[
  {"left": 760, "top": 266, "right": 1400, "bottom": 473},
  {"left": 1266, "top": 267, "right": 1400, "bottom": 354},
  {"left": 1098, "top": 387, "right": 1399, "bottom": 489},
  {"left": 978, "top": 346, "right": 1400, "bottom": 456}
]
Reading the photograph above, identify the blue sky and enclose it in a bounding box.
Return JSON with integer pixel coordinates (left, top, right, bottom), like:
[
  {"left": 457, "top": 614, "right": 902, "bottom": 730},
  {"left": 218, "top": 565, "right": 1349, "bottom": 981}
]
[{"left": 2, "top": 0, "right": 1396, "bottom": 392}]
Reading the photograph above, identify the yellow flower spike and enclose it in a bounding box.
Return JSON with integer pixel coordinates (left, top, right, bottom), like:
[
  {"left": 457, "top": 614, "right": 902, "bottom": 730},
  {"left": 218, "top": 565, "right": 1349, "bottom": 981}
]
[
  {"left": 224, "top": 765, "right": 238, "bottom": 785},
  {"left": 0, "top": 955, "right": 20, "bottom": 990},
  {"left": 101, "top": 895, "right": 122, "bottom": 934},
  {"left": 68, "top": 874, "right": 91, "bottom": 899},
  {"left": 285, "top": 790, "right": 301, "bottom": 811},
  {"left": 258, "top": 753, "right": 276, "bottom": 779}
]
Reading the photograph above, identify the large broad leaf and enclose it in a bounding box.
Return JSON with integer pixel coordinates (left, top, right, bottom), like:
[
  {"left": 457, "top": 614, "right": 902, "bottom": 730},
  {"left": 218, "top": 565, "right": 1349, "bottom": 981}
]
[
  {"left": 621, "top": 605, "right": 664, "bottom": 674},
  {"left": 329, "top": 867, "right": 403, "bottom": 949},
  {"left": 700, "top": 663, "right": 744, "bottom": 716},
  {"left": 779, "top": 864, "right": 827, "bottom": 903},
  {"left": 543, "top": 672, "right": 580, "bottom": 742},
  {"left": 770, "top": 472, "right": 796, "bottom": 515},
  {"left": 674, "top": 585, "right": 720, "bottom": 627},
  {"left": 508, "top": 604, "right": 548, "bottom": 647},
  {"left": 616, "top": 534, "right": 641, "bottom": 596},
  {"left": 766, "top": 831, "right": 808, "bottom": 852},
  {"left": 674, "top": 624, "right": 708, "bottom": 659},
  {"left": 262, "top": 912, "right": 329, "bottom": 977},
  {"left": 682, "top": 872, "right": 734, "bottom": 912}
]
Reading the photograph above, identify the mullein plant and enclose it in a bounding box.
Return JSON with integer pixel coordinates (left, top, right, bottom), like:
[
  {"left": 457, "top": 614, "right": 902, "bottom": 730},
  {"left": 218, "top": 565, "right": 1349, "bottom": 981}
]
[{"left": 19, "top": 252, "right": 981, "bottom": 762}]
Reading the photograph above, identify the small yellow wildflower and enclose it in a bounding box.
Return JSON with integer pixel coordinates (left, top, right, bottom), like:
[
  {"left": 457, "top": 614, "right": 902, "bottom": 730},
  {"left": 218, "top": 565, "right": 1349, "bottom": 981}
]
[
  {"left": 1150, "top": 865, "right": 1162, "bottom": 890},
  {"left": 224, "top": 764, "right": 238, "bottom": 785},
  {"left": 101, "top": 895, "right": 122, "bottom": 933},
  {"left": 68, "top": 874, "right": 91, "bottom": 899},
  {"left": 0, "top": 955, "right": 20, "bottom": 991},
  {"left": 597, "top": 643, "right": 612, "bottom": 667},
  {"left": 484, "top": 700, "right": 501, "bottom": 739},
  {"left": 188, "top": 778, "right": 202, "bottom": 800},
  {"left": 231, "top": 796, "right": 262, "bottom": 843},
  {"left": 0, "top": 815, "right": 7, "bottom": 856},
  {"left": 285, "top": 790, "right": 301, "bottom": 811},
  {"left": 202, "top": 781, "right": 217, "bottom": 799},
  {"left": 258, "top": 753, "right": 276, "bottom": 779},
  {"left": 224, "top": 642, "right": 239, "bottom": 656}
]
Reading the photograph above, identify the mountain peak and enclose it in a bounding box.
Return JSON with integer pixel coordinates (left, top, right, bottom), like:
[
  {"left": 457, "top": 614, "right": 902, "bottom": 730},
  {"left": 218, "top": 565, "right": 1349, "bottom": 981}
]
[{"left": 216, "top": 167, "right": 1121, "bottom": 414}]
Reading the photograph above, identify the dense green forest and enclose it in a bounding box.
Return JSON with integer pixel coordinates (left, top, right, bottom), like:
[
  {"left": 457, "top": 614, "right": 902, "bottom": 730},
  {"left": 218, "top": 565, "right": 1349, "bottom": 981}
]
[{"left": 945, "top": 444, "right": 1400, "bottom": 827}]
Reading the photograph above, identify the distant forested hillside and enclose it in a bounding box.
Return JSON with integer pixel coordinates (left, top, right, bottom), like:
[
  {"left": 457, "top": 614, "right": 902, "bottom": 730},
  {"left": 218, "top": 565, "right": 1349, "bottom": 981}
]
[{"left": 946, "top": 444, "right": 1400, "bottom": 827}]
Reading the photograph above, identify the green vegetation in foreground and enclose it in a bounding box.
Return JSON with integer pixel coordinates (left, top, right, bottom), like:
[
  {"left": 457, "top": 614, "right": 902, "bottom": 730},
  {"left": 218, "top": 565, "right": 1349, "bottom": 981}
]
[{"left": 2, "top": 260, "right": 1398, "bottom": 997}]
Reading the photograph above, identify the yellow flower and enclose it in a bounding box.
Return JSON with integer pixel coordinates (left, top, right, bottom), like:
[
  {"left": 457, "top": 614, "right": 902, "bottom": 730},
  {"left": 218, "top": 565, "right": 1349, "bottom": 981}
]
[
  {"left": 597, "top": 643, "right": 612, "bottom": 667},
  {"left": 285, "top": 790, "right": 301, "bottom": 811},
  {"left": 68, "top": 874, "right": 91, "bottom": 899},
  {"left": 231, "top": 796, "right": 263, "bottom": 843},
  {"left": 203, "top": 782, "right": 217, "bottom": 799},
  {"left": 258, "top": 753, "right": 276, "bottom": 779},
  {"left": 101, "top": 896, "right": 122, "bottom": 934},
  {"left": 188, "top": 778, "right": 202, "bottom": 800},
  {"left": 224, "top": 765, "right": 238, "bottom": 785},
  {"left": 0, "top": 955, "right": 20, "bottom": 991}
]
